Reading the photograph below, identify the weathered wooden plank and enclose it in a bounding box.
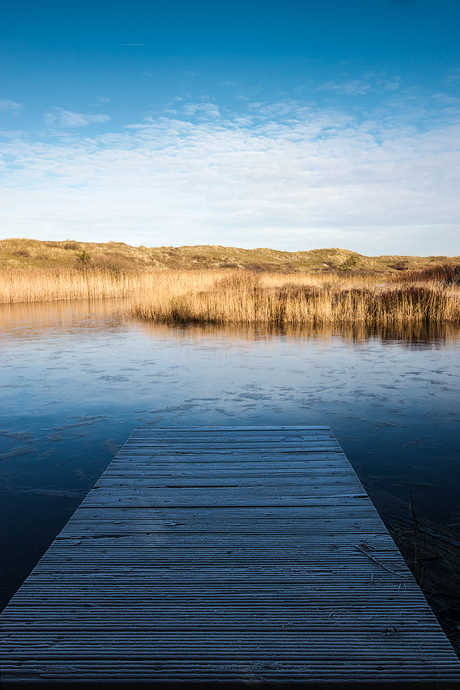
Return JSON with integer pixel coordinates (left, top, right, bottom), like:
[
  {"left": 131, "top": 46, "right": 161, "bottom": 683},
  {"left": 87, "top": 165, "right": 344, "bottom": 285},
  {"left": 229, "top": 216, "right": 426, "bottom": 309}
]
[
  {"left": 79, "top": 495, "right": 370, "bottom": 509},
  {"left": 118, "top": 443, "right": 341, "bottom": 452},
  {"left": 125, "top": 431, "right": 336, "bottom": 441},
  {"left": 107, "top": 453, "right": 345, "bottom": 466},
  {"left": 96, "top": 471, "right": 357, "bottom": 486},
  {"left": 106, "top": 455, "right": 346, "bottom": 464},
  {"left": 57, "top": 522, "right": 386, "bottom": 538},
  {"left": 102, "top": 462, "right": 352, "bottom": 474},
  {"left": 130, "top": 425, "right": 332, "bottom": 432},
  {"left": 86, "top": 481, "right": 366, "bottom": 493},
  {"left": 67, "top": 503, "right": 377, "bottom": 518},
  {"left": 127, "top": 438, "right": 338, "bottom": 445},
  {"left": 1, "top": 426, "right": 459, "bottom": 687}
]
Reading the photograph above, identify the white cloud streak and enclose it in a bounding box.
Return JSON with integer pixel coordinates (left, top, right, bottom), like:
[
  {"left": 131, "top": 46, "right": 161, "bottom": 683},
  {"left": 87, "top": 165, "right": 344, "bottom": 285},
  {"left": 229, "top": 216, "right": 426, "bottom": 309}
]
[
  {"left": 317, "top": 80, "right": 372, "bottom": 96},
  {"left": 44, "top": 108, "right": 111, "bottom": 128},
  {"left": 1, "top": 103, "right": 459, "bottom": 254},
  {"left": 0, "top": 98, "right": 22, "bottom": 112}
]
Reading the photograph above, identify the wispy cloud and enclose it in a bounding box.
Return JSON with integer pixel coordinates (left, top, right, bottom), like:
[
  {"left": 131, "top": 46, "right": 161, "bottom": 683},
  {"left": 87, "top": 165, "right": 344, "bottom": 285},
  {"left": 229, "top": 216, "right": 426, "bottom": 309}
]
[
  {"left": 0, "top": 98, "right": 23, "bottom": 113},
  {"left": 432, "top": 92, "right": 459, "bottom": 106},
  {"left": 1, "top": 101, "right": 459, "bottom": 254},
  {"left": 382, "top": 81, "right": 401, "bottom": 91},
  {"left": 317, "top": 80, "right": 371, "bottom": 96},
  {"left": 443, "top": 69, "right": 460, "bottom": 86},
  {"left": 44, "top": 108, "right": 111, "bottom": 128},
  {"left": 182, "top": 103, "right": 221, "bottom": 119}
]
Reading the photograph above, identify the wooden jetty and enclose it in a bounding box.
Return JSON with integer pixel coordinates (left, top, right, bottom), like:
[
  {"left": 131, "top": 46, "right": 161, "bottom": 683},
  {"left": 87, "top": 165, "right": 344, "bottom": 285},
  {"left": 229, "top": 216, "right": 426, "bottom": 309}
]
[{"left": 1, "top": 426, "right": 460, "bottom": 687}]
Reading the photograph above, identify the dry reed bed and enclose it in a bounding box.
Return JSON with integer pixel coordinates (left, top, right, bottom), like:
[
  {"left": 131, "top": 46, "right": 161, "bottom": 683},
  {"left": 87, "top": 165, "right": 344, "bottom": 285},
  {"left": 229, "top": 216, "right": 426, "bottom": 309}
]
[
  {"left": 0, "top": 268, "right": 137, "bottom": 303},
  {"left": 131, "top": 270, "right": 460, "bottom": 326},
  {"left": 1, "top": 267, "right": 459, "bottom": 326},
  {"left": 0, "top": 267, "right": 366, "bottom": 304}
]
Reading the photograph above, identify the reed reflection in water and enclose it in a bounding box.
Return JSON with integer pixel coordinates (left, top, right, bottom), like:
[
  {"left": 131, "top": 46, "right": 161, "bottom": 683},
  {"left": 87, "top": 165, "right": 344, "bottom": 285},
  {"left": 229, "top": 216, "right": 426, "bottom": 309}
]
[{"left": 0, "top": 298, "right": 459, "bottom": 610}]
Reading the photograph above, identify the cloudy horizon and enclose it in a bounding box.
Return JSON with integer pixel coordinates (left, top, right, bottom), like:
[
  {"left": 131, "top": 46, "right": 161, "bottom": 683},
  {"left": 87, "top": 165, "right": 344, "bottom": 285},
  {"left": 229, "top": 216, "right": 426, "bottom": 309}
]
[{"left": 1, "top": 0, "right": 459, "bottom": 255}]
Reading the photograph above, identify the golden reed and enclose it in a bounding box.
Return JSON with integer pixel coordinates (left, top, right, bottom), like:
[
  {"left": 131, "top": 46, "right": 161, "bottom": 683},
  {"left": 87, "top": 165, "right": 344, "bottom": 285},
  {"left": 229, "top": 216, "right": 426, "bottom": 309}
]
[
  {"left": 1, "top": 267, "right": 459, "bottom": 326},
  {"left": 130, "top": 270, "right": 460, "bottom": 326},
  {"left": 0, "top": 267, "right": 136, "bottom": 303}
]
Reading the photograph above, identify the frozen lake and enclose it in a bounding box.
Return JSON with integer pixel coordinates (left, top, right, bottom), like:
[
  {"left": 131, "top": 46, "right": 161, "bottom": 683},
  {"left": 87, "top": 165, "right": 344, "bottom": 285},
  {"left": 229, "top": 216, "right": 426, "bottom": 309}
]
[{"left": 1, "top": 298, "right": 460, "bottom": 609}]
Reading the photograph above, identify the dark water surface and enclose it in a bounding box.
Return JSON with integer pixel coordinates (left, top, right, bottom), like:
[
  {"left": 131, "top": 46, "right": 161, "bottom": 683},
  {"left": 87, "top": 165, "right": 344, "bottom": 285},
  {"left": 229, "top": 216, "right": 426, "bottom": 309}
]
[{"left": 1, "top": 299, "right": 460, "bottom": 610}]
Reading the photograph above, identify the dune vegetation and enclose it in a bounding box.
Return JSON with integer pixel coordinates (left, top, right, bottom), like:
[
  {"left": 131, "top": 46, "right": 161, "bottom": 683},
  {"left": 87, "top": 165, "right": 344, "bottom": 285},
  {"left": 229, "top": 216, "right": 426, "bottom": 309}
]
[
  {"left": 1, "top": 239, "right": 459, "bottom": 327},
  {"left": 1, "top": 237, "right": 458, "bottom": 273}
]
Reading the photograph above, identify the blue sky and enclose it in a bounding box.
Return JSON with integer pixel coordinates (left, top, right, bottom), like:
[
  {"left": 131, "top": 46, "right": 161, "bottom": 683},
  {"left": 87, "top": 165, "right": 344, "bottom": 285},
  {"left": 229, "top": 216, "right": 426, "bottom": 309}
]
[{"left": 0, "top": 0, "right": 459, "bottom": 254}]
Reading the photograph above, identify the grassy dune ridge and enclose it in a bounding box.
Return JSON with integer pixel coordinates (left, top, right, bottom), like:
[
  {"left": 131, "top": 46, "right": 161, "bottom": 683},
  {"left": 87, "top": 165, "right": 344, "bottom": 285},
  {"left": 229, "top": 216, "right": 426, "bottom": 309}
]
[
  {"left": 1, "top": 239, "right": 459, "bottom": 325},
  {"left": 2, "top": 237, "right": 459, "bottom": 273}
]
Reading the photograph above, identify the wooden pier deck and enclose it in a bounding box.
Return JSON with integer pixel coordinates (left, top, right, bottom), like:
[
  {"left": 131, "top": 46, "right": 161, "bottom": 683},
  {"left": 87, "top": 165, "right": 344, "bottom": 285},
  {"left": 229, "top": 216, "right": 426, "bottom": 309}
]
[{"left": 1, "top": 426, "right": 460, "bottom": 687}]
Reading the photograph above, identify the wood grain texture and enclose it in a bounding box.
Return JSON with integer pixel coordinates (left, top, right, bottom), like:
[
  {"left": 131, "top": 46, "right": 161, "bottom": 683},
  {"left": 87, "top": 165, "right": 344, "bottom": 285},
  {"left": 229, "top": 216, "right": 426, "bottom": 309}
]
[{"left": 1, "top": 426, "right": 460, "bottom": 687}]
